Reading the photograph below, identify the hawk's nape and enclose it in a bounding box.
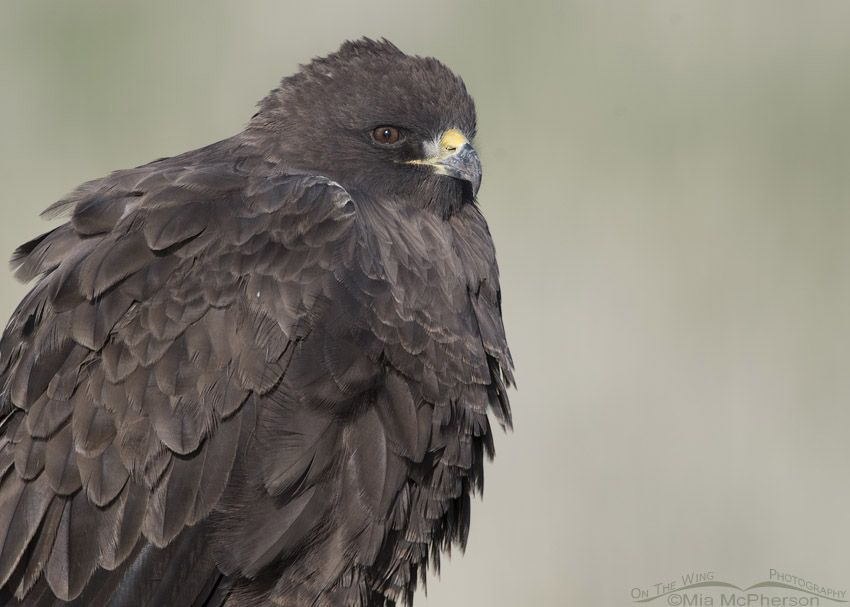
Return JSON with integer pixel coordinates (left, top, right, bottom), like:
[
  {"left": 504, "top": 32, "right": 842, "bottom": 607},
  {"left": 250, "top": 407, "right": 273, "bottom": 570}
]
[{"left": 0, "top": 38, "right": 513, "bottom": 607}]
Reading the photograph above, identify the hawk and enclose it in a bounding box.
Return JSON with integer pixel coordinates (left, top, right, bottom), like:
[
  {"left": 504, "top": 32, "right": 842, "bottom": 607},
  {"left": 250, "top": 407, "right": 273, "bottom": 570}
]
[{"left": 0, "top": 38, "right": 513, "bottom": 606}]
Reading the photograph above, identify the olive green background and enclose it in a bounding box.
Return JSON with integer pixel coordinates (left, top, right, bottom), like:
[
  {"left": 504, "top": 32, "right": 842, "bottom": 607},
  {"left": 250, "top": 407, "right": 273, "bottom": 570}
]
[{"left": 2, "top": 1, "right": 850, "bottom": 605}]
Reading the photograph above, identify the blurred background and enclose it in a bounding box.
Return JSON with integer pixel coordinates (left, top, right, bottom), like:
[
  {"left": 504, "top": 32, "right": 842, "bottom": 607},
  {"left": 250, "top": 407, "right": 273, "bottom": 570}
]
[{"left": 2, "top": 1, "right": 850, "bottom": 605}]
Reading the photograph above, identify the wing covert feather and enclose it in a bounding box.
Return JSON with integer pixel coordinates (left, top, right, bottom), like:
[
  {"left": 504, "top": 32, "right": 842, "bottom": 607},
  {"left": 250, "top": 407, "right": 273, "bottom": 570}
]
[{"left": 0, "top": 153, "right": 359, "bottom": 603}]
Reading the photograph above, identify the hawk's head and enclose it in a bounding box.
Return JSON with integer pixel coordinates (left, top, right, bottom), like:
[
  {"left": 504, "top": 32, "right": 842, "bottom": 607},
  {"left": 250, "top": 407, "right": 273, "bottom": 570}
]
[{"left": 248, "top": 38, "right": 481, "bottom": 214}]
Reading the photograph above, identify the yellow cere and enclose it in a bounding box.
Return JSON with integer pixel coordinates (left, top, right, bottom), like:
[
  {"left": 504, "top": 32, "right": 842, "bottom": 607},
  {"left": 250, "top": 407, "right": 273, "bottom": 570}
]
[{"left": 440, "top": 129, "right": 469, "bottom": 154}]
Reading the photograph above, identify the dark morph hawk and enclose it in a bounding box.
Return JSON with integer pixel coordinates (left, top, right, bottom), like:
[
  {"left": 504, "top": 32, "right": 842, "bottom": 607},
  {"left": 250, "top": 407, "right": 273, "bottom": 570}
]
[{"left": 0, "top": 38, "right": 513, "bottom": 606}]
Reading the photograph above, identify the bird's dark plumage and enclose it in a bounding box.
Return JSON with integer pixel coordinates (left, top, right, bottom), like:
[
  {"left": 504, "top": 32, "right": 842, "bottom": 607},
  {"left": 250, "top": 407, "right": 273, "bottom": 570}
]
[{"left": 0, "top": 38, "right": 512, "bottom": 607}]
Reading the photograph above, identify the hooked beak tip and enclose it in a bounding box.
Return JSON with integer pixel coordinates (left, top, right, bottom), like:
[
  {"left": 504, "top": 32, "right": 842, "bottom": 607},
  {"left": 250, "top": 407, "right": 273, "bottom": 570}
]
[{"left": 440, "top": 142, "right": 482, "bottom": 196}]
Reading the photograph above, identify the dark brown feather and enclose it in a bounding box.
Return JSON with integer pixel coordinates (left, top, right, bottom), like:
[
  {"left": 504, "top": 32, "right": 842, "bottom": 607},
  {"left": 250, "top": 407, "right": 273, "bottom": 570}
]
[
  {"left": 70, "top": 192, "right": 132, "bottom": 236},
  {"left": 6, "top": 494, "right": 65, "bottom": 599},
  {"left": 142, "top": 451, "right": 204, "bottom": 547},
  {"left": 77, "top": 443, "right": 128, "bottom": 507},
  {"left": 187, "top": 410, "right": 242, "bottom": 525},
  {"left": 77, "top": 233, "right": 154, "bottom": 299},
  {"left": 69, "top": 290, "right": 133, "bottom": 351},
  {"left": 10, "top": 228, "right": 88, "bottom": 296},
  {"left": 142, "top": 202, "right": 210, "bottom": 251},
  {"left": 43, "top": 424, "right": 81, "bottom": 495},
  {"left": 99, "top": 481, "right": 147, "bottom": 571},
  {"left": 12, "top": 433, "right": 45, "bottom": 481},
  {"left": 0, "top": 474, "right": 53, "bottom": 587},
  {"left": 70, "top": 401, "right": 116, "bottom": 458},
  {"left": 44, "top": 491, "right": 100, "bottom": 600}
]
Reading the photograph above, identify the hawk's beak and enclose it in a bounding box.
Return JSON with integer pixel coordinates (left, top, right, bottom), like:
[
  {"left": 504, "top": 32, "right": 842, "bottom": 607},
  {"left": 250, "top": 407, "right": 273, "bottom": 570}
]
[
  {"left": 407, "top": 129, "right": 482, "bottom": 195},
  {"left": 439, "top": 141, "right": 482, "bottom": 196}
]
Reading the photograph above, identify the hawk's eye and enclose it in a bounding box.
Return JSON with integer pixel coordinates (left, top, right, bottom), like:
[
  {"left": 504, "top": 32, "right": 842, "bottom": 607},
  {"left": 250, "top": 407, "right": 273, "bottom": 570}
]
[{"left": 373, "top": 126, "right": 400, "bottom": 144}]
